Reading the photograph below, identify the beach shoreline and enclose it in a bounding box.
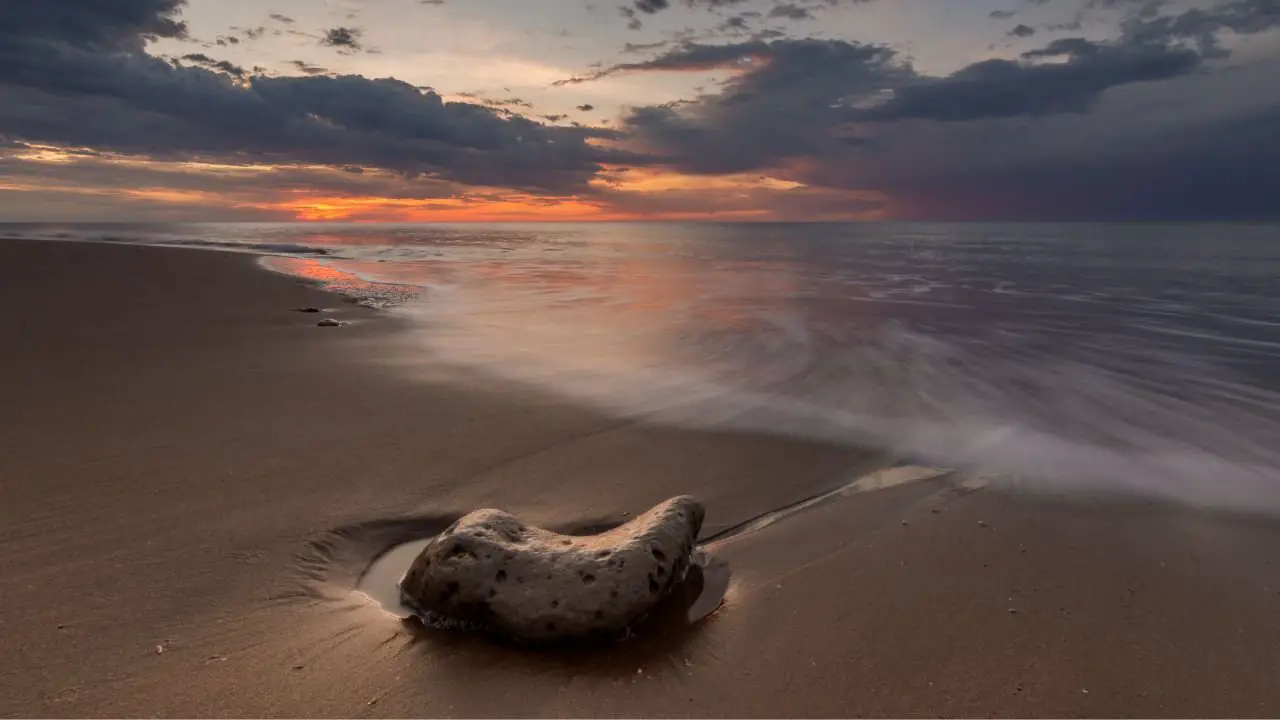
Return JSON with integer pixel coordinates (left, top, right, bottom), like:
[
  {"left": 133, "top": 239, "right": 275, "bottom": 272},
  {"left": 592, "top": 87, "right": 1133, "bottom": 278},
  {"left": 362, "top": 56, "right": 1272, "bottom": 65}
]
[{"left": 3, "top": 238, "right": 1280, "bottom": 717}]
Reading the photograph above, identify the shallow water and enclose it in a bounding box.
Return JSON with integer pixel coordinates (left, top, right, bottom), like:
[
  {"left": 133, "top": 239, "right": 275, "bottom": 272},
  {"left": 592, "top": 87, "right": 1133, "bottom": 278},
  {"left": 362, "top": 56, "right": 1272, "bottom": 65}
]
[{"left": 7, "top": 221, "right": 1280, "bottom": 513}]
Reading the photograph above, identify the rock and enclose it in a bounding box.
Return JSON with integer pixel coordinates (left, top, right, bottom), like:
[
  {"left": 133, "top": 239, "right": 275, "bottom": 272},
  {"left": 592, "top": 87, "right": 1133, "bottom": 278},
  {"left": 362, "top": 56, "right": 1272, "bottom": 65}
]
[
  {"left": 296, "top": 307, "right": 322, "bottom": 313},
  {"left": 317, "top": 318, "right": 342, "bottom": 327},
  {"left": 399, "top": 496, "right": 705, "bottom": 642}
]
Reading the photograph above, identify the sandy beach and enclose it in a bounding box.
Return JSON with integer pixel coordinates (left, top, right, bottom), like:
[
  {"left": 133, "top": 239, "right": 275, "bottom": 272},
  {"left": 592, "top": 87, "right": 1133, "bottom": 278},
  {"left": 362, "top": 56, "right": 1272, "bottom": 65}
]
[{"left": 3, "top": 238, "right": 1280, "bottom": 718}]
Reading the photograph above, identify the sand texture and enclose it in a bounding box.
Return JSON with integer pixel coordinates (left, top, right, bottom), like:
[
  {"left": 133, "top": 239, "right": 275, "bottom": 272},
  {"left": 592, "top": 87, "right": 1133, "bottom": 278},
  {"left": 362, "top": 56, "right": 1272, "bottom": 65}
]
[{"left": 3, "top": 239, "right": 1280, "bottom": 717}]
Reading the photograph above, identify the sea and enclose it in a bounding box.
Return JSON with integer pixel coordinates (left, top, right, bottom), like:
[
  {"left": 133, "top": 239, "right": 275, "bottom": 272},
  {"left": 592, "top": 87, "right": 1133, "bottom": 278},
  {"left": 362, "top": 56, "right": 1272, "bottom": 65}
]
[{"left": 6, "top": 221, "right": 1279, "bottom": 513}]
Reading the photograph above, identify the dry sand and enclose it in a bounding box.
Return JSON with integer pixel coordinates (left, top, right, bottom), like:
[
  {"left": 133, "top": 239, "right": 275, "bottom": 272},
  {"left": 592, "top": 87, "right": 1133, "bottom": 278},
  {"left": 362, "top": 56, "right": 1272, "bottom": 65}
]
[{"left": 2, "top": 239, "right": 1280, "bottom": 717}]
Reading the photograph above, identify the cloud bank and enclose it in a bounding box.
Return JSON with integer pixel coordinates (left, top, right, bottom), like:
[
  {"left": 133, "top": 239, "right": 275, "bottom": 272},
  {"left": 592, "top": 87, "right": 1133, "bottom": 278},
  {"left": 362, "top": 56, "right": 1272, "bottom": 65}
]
[{"left": 0, "top": 0, "right": 1277, "bottom": 219}]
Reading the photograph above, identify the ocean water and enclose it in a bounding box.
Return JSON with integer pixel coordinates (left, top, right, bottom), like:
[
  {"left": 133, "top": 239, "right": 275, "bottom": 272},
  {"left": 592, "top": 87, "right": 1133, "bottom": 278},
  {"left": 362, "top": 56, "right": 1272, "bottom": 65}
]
[{"left": 6, "top": 221, "right": 1280, "bottom": 512}]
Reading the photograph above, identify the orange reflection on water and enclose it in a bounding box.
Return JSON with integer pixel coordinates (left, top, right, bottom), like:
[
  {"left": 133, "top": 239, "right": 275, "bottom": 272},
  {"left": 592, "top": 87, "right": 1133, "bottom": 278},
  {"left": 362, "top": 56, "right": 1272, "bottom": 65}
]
[
  {"left": 262, "top": 256, "right": 418, "bottom": 307},
  {"left": 269, "top": 257, "right": 361, "bottom": 284}
]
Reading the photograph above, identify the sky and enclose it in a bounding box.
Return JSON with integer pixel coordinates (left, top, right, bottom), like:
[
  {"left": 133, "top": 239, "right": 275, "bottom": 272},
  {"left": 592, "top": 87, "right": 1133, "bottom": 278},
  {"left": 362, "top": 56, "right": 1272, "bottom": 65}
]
[{"left": 0, "top": 0, "right": 1277, "bottom": 222}]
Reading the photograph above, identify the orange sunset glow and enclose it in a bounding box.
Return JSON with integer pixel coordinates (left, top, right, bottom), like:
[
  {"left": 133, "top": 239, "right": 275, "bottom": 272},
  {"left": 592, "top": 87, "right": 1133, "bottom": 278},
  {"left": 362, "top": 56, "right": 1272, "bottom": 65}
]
[
  {"left": 1, "top": 144, "right": 884, "bottom": 222},
  {"left": 266, "top": 193, "right": 636, "bottom": 223}
]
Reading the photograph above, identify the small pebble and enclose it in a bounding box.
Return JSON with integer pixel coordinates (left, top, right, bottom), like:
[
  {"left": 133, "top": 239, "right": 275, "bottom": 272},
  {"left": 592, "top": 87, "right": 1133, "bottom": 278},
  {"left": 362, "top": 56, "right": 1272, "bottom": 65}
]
[
  {"left": 978, "top": 520, "right": 989, "bottom": 528},
  {"left": 1008, "top": 608, "right": 1019, "bottom": 615},
  {"left": 296, "top": 307, "right": 322, "bottom": 313},
  {"left": 292, "top": 665, "right": 305, "bottom": 670},
  {"left": 154, "top": 645, "right": 165, "bottom": 654},
  {"left": 317, "top": 318, "right": 342, "bottom": 327},
  {"left": 901, "top": 520, "right": 910, "bottom": 527}
]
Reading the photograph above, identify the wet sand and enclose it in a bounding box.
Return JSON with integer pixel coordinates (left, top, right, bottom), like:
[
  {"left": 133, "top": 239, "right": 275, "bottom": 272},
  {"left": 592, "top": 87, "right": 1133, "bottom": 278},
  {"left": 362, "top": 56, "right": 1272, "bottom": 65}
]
[{"left": 2, "top": 238, "right": 1280, "bottom": 717}]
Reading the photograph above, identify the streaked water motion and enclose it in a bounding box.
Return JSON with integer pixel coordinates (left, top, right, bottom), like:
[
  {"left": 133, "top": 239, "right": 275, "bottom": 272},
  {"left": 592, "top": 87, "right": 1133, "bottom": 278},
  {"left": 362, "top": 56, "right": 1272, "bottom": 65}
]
[{"left": 6, "top": 221, "right": 1279, "bottom": 512}]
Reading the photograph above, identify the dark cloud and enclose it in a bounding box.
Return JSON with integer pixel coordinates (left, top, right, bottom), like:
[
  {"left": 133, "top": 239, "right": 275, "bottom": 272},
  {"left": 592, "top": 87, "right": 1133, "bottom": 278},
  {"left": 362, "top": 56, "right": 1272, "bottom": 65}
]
[
  {"left": 581, "top": 39, "right": 808, "bottom": 80},
  {"left": 180, "top": 53, "right": 247, "bottom": 78},
  {"left": 0, "top": 0, "right": 631, "bottom": 195},
  {"left": 289, "top": 60, "right": 331, "bottom": 76},
  {"left": 633, "top": 0, "right": 670, "bottom": 13},
  {"left": 619, "top": 6, "right": 643, "bottom": 30},
  {"left": 718, "top": 14, "right": 753, "bottom": 33},
  {"left": 1117, "top": 0, "right": 1280, "bottom": 55},
  {"left": 622, "top": 41, "right": 671, "bottom": 53},
  {"left": 0, "top": 0, "right": 187, "bottom": 50},
  {"left": 991, "top": 9, "right": 1018, "bottom": 19},
  {"left": 846, "top": 102, "right": 1280, "bottom": 221},
  {"left": 865, "top": 39, "right": 1199, "bottom": 121},
  {"left": 483, "top": 97, "right": 534, "bottom": 109},
  {"left": 1009, "top": 23, "right": 1037, "bottom": 36},
  {"left": 613, "top": 0, "right": 1280, "bottom": 219},
  {"left": 3, "top": 0, "right": 1277, "bottom": 221},
  {"left": 268, "top": 14, "right": 295, "bottom": 24},
  {"left": 860, "top": 0, "right": 1280, "bottom": 125},
  {"left": 751, "top": 28, "right": 787, "bottom": 39},
  {"left": 320, "top": 26, "right": 363, "bottom": 51},
  {"left": 769, "top": 4, "right": 814, "bottom": 20},
  {"left": 617, "top": 39, "right": 906, "bottom": 173},
  {"left": 619, "top": 0, "right": 871, "bottom": 28}
]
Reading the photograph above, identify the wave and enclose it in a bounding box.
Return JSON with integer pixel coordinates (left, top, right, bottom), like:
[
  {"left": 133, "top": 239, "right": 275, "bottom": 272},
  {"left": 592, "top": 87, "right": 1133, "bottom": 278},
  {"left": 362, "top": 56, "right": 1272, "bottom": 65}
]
[
  {"left": 9, "top": 221, "right": 1279, "bottom": 514},
  {"left": 389, "top": 281, "right": 1280, "bottom": 516}
]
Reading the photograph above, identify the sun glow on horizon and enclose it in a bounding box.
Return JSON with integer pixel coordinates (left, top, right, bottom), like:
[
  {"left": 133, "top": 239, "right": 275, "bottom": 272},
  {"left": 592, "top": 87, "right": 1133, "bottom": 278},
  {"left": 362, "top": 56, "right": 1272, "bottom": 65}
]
[
  {"left": 265, "top": 193, "right": 637, "bottom": 222},
  {"left": 1, "top": 142, "right": 888, "bottom": 222}
]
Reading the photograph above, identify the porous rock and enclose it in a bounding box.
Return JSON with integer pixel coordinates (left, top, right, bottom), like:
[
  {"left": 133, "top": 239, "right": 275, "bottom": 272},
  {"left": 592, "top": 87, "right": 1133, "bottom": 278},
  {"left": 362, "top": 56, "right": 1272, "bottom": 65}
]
[{"left": 399, "top": 496, "right": 705, "bottom": 641}]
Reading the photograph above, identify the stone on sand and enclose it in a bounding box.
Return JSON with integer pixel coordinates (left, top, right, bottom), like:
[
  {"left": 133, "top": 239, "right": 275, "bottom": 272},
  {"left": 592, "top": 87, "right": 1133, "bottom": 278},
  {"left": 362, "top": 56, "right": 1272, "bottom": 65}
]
[
  {"left": 317, "top": 318, "right": 342, "bottom": 327},
  {"left": 399, "top": 496, "right": 705, "bottom": 642}
]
